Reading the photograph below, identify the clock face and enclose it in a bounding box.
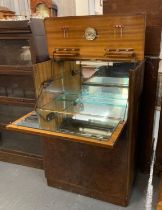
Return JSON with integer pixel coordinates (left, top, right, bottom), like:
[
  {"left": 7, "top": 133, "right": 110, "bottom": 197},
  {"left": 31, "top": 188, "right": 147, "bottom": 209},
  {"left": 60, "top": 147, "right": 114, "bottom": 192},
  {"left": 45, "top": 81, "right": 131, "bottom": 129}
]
[{"left": 84, "top": 27, "right": 97, "bottom": 41}]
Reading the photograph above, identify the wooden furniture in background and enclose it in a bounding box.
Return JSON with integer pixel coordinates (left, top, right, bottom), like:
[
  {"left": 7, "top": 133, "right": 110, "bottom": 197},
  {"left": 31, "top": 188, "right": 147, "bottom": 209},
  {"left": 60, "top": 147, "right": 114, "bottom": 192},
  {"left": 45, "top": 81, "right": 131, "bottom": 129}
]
[
  {"left": 103, "top": 0, "right": 162, "bottom": 173},
  {"left": 0, "top": 19, "right": 48, "bottom": 168}
]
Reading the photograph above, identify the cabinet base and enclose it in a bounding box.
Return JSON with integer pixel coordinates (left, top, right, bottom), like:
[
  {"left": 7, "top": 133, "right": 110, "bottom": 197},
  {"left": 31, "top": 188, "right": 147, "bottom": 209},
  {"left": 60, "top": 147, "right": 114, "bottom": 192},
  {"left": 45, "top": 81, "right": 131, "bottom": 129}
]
[
  {"left": 43, "top": 133, "right": 132, "bottom": 207},
  {"left": 46, "top": 178, "right": 128, "bottom": 207}
]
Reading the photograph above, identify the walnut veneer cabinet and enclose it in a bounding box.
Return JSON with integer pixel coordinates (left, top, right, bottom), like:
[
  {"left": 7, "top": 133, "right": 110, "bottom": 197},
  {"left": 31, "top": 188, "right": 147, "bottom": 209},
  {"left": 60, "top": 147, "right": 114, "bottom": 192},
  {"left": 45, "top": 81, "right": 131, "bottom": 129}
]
[{"left": 7, "top": 15, "right": 145, "bottom": 206}]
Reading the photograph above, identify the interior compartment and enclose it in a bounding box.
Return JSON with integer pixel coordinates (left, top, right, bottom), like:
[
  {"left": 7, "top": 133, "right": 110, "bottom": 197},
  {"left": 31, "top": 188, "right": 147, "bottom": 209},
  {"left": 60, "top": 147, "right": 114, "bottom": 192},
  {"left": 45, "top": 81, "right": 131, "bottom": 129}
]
[{"left": 33, "top": 61, "right": 133, "bottom": 141}]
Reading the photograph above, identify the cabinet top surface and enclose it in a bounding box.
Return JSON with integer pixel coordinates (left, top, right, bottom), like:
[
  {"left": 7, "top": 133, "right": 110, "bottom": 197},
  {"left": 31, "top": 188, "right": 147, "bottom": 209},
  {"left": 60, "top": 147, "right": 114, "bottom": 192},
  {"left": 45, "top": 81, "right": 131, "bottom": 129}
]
[{"left": 44, "top": 15, "right": 146, "bottom": 61}]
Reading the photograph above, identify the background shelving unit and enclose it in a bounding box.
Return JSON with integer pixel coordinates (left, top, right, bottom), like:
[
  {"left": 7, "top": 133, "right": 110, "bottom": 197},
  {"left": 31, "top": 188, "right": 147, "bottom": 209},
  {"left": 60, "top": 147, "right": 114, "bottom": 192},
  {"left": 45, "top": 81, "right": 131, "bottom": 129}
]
[{"left": 0, "top": 19, "right": 48, "bottom": 168}]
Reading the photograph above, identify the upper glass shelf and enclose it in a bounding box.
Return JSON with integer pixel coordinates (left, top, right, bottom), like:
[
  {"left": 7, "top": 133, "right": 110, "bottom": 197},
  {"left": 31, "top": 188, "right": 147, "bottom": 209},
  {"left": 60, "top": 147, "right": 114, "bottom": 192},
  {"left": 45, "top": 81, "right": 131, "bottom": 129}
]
[
  {"left": 83, "top": 76, "right": 129, "bottom": 87},
  {"left": 38, "top": 90, "right": 128, "bottom": 121}
]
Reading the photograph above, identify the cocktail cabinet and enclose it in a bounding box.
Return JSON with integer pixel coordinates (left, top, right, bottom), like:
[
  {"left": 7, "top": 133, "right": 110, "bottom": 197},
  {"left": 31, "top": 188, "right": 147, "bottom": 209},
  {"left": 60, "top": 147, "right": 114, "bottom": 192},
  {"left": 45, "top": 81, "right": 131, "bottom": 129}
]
[{"left": 7, "top": 15, "right": 145, "bottom": 206}]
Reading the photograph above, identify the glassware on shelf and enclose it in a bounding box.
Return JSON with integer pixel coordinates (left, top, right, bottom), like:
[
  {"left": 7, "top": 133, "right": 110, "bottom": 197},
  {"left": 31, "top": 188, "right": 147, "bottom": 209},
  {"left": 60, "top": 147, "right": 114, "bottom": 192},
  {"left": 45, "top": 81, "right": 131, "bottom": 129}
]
[
  {"left": 20, "top": 46, "right": 32, "bottom": 65},
  {"left": 0, "top": 40, "right": 32, "bottom": 66}
]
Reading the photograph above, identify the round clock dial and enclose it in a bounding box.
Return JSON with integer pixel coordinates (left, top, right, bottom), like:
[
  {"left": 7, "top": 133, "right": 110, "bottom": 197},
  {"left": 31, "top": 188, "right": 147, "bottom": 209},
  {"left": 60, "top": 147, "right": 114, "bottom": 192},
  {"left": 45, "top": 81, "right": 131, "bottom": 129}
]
[{"left": 84, "top": 27, "right": 97, "bottom": 41}]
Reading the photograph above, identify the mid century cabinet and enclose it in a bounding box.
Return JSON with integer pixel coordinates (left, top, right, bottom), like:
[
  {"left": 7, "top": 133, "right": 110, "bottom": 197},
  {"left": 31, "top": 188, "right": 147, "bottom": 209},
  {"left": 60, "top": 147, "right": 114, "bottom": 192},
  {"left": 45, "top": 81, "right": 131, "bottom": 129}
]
[
  {"left": 7, "top": 15, "right": 145, "bottom": 206},
  {"left": 0, "top": 19, "right": 48, "bottom": 168}
]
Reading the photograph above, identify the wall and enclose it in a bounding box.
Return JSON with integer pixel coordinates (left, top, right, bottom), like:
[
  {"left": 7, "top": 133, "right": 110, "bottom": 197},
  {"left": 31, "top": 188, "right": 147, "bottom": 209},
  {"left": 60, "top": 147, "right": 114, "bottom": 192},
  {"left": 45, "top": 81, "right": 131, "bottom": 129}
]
[
  {"left": 75, "top": 0, "right": 92, "bottom": 15},
  {"left": 0, "top": 0, "right": 31, "bottom": 17},
  {"left": 0, "top": 0, "right": 103, "bottom": 17},
  {"left": 75, "top": 0, "right": 103, "bottom": 15},
  {"left": 53, "top": 0, "right": 76, "bottom": 16},
  {"left": 0, "top": 0, "right": 76, "bottom": 18},
  {"left": 95, "top": 0, "right": 103, "bottom": 14}
]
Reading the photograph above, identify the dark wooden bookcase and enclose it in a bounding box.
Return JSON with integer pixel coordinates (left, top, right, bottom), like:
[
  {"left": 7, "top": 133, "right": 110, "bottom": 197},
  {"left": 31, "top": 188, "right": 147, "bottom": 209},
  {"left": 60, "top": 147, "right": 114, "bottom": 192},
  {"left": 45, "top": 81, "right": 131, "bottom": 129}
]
[{"left": 0, "top": 19, "right": 48, "bottom": 168}]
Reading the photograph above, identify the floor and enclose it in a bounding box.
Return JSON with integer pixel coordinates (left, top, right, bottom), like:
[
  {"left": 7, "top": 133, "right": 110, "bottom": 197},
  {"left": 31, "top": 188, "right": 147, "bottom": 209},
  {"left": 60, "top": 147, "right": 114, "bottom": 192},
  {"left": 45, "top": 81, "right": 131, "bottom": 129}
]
[{"left": 0, "top": 161, "right": 159, "bottom": 210}]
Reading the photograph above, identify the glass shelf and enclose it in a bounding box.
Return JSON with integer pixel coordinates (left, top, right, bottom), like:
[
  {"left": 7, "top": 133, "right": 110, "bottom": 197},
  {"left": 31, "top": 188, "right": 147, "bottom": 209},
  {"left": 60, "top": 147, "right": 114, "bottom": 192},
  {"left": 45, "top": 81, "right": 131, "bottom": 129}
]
[
  {"left": 38, "top": 85, "right": 128, "bottom": 121},
  {"left": 0, "top": 75, "right": 35, "bottom": 99},
  {"left": 36, "top": 87, "right": 128, "bottom": 141},
  {"left": 39, "top": 96, "right": 127, "bottom": 119},
  {"left": 83, "top": 76, "right": 129, "bottom": 87}
]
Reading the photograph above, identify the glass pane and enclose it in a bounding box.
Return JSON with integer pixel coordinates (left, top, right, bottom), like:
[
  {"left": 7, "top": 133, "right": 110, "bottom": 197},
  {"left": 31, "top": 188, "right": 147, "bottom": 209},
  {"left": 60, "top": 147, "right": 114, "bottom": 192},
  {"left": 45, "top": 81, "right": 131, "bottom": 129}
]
[
  {"left": 83, "top": 77, "right": 129, "bottom": 87},
  {"left": 0, "top": 104, "right": 33, "bottom": 124},
  {"left": 0, "top": 75, "right": 35, "bottom": 99},
  {"left": 0, "top": 40, "right": 32, "bottom": 66},
  {"left": 39, "top": 90, "right": 127, "bottom": 119}
]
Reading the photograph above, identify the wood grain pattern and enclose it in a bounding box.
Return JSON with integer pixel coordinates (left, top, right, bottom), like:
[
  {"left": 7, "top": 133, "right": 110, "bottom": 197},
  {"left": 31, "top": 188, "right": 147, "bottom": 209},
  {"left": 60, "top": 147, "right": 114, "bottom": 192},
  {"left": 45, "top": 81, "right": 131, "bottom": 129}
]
[
  {"left": 157, "top": 175, "right": 162, "bottom": 210},
  {"left": 0, "top": 148, "right": 43, "bottom": 169},
  {"left": 33, "top": 60, "right": 53, "bottom": 97},
  {"left": 126, "top": 61, "right": 144, "bottom": 196},
  {"left": 103, "top": 0, "right": 162, "bottom": 56},
  {"left": 103, "top": 0, "right": 162, "bottom": 172},
  {"left": 103, "top": 0, "right": 162, "bottom": 27},
  {"left": 0, "top": 96, "right": 35, "bottom": 107},
  {"left": 43, "top": 62, "right": 144, "bottom": 206},
  {"left": 0, "top": 19, "right": 48, "bottom": 168},
  {"left": 139, "top": 58, "right": 159, "bottom": 172},
  {"left": 44, "top": 132, "right": 128, "bottom": 206},
  {"left": 33, "top": 60, "right": 81, "bottom": 97},
  {"left": 44, "top": 15, "right": 145, "bottom": 61}
]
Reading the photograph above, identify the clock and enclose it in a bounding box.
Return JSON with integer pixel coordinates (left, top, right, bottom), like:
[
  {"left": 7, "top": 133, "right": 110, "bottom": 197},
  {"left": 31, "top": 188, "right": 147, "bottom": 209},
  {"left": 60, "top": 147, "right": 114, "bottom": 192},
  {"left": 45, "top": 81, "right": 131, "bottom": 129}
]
[{"left": 84, "top": 27, "right": 97, "bottom": 41}]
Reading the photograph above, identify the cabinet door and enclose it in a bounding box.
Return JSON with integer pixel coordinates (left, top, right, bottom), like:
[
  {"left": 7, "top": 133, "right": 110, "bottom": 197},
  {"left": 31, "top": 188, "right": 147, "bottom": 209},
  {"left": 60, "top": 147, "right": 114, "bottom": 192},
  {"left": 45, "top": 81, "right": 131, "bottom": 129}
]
[
  {"left": 0, "top": 39, "right": 34, "bottom": 66},
  {"left": 7, "top": 111, "right": 126, "bottom": 149},
  {"left": 0, "top": 75, "right": 35, "bottom": 99}
]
